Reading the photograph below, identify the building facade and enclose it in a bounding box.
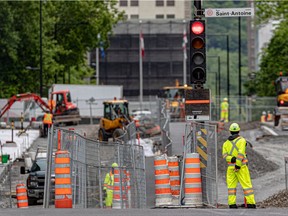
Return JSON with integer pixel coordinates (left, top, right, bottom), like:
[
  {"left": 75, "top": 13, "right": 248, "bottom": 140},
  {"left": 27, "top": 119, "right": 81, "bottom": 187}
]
[{"left": 90, "top": 0, "right": 191, "bottom": 97}]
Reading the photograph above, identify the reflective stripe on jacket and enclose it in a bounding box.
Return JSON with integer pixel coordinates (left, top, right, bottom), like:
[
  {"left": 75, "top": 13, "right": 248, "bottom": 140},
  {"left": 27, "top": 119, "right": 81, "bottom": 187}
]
[
  {"left": 43, "top": 113, "right": 53, "bottom": 124},
  {"left": 222, "top": 136, "right": 247, "bottom": 167}
]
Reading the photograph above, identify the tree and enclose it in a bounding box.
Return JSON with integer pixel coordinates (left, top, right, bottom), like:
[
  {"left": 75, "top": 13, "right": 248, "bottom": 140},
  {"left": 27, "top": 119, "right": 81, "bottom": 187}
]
[
  {"left": 0, "top": 0, "right": 124, "bottom": 98},
  {"left": 245, "top": 1, "right": 288, "bottom": 96},
  {"left": 253, "top": 20, "right": 288, "bottom": 96}
]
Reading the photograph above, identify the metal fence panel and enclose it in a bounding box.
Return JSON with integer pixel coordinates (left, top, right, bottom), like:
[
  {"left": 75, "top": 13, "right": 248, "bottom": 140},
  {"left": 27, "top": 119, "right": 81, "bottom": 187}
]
[
  {"left": 181, "top": 122, "right": 218, "bottom": 207},
  {"left": 44, "top": 122, "right": 146, "bottom": 208}
]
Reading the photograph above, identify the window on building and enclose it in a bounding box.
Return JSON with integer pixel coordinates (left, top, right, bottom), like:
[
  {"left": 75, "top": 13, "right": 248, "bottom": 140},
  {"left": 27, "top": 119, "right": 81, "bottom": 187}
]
[
  {"left": 167, "top": 0, "right": 175, "bottom": 6},
  {"left": 131, "top": 0, "right": 139, "bottom": 6},
  {"left": 156, "top": 14, "right": 164, "bottom": 19},
  {"left": 167, "top": 14, "right": 175, "bottom": 19},
  {"left": 130, "top": 14, "right": 139, "bottom": 19},
  {"left": 119, "top": 0, "right": 128, "bottom": 7},
  {"left": 156, "top": 0, "right": 164, "bottom": 7}
]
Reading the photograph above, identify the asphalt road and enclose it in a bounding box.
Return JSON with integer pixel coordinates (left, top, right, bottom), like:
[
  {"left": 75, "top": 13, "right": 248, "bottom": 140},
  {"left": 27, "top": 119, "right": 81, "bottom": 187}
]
[{"left": 0, "top": 208, "right": 287, "bottom": 216}]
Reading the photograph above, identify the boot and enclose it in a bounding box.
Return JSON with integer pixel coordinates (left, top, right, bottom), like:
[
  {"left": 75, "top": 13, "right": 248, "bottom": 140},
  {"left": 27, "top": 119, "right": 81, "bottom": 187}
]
[
  {"left": 247, "top": 204, "right": 256, "bottom": 208},
  {"left": 229, "top": 204, "right": 238, "bottom": 209}
]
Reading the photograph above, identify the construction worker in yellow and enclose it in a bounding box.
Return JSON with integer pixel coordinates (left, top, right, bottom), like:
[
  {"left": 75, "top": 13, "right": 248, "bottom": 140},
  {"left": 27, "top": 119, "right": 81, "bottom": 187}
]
[
  {"left": 42, "top": 111, "right": 53, "bottom": 137},
  {"left": 103, "top": 162, "right": 118, "bottom": 208},
  {"left": 222, "top": 123, "right": 256, "bottom": 209},
  {"left": 220, "top": 97, "right": 229, "bottom": 122}
]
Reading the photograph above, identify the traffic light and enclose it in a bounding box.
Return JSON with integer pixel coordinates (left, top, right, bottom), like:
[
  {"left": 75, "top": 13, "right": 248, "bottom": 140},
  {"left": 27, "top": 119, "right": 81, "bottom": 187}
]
[{"left": 190, "top": 19, "right": 206, "bottom": 84}]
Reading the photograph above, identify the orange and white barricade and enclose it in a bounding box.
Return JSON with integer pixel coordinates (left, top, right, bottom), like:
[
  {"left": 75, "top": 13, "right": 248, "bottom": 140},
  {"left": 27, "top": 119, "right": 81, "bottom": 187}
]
[
  {"left": 112, "top": 167, "right": 123, "bottom": 209},
  {"left": 124, "top": 169, "right": 131, "bottom": 208},
  {"left": 154, "top": 154, "right": 172, "bottom": 206},
  {"left": 184, "top": 153, "right": 202, "bottom": 206},
  {"left": 168, "top": 156, "right": 180, "bottom": 205},
  {"left": 16, "top": 183, "right": 28, "bottom": 208},
  {"left": 55, "top": 150, "right": 72, "bottom": 208}
]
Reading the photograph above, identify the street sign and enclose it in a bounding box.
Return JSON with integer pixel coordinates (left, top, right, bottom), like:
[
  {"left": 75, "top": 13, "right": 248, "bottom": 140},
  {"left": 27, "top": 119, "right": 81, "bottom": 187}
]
[
  {"left": 185, "top": 89, "right": 210, "bottom": 121},
  {"left": 205, "top": 8, "right": 254, "bottom": 17}
]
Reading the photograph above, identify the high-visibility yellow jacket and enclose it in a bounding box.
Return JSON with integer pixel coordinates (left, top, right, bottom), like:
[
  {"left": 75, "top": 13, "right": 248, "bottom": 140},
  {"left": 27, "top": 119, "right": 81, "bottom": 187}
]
[
  {"left": 43, "top": 113, "right": 53, "bottom": 125},
  {"left": 221, "top": 101, "right": 229, "bottom": 112},
  {"left": 103, "top": 171, "right": 114, "bottom": 191},
  {"left": 222, "top": 135, "right": 248, "bottom": 167}
]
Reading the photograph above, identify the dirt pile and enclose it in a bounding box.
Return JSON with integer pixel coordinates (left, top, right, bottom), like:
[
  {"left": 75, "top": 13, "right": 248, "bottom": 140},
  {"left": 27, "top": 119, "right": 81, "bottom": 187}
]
[{"left": 258, "top": 190, "right": 288, "bottom": 208}]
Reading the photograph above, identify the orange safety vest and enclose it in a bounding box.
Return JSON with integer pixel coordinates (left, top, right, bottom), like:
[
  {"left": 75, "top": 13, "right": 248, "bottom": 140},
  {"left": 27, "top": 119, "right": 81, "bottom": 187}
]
[{"left": 43, "top": 113, "right": 53, "bottom": 125}]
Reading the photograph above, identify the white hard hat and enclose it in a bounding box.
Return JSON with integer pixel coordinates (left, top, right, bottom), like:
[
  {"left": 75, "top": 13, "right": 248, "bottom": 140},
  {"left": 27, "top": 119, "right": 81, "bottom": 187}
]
[
  {"left": 223, "top": 97, "right": 228, "bottom": 101},
  {"left": 262, "top": 111, "right": 266, "bottom": 115}
]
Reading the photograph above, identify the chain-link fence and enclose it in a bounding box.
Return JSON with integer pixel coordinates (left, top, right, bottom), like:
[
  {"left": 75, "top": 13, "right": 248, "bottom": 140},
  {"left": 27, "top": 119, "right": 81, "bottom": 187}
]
[
  {"left": 44, "top": 122, "right": 146, "bottom": 208},
  {"left": 181, "top": 121, "right": 218, "bottom": 207},
  {"left": 156, "top": 99, "right": 172, "bottom": 156},
  {"left": 163, "top": 96, "right": 276, "bottom": 123}
]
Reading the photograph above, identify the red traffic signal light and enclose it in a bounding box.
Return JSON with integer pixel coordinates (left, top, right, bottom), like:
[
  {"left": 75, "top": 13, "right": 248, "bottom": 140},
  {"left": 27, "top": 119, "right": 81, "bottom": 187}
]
[
  {"left": 191, "top": 21, "right": 204, "bottom": 35},
  {"left": 190, "top": 19, "right": 206, "bottom": 85}
]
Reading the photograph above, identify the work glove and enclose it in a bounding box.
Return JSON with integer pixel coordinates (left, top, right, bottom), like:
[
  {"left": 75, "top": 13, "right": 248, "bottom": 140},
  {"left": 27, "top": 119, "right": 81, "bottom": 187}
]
[
  {"left": 234, "top": 165, "right": 241, "bottom": 172},
  {"left": 231, "top": 156, "right": 236, "bottom": 163}
]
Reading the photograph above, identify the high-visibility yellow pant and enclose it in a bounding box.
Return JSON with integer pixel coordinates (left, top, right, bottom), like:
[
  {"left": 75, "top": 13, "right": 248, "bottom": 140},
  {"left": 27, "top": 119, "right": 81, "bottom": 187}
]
[
  {"left": 105, "top": 189, "right": 113, "bottom": 207},
  {"left": 221, "top": 111, "right": 229, "bottom": 122},
  {"left": 226, "top": 165, "right": 256, "bottom": 205}
]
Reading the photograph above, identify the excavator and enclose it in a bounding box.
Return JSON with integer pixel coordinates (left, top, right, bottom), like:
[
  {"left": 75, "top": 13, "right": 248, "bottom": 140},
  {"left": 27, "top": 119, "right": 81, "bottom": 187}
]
[
  {"left": 162, "top": 80, "right": 192, "bottom": 120},
  {"left": 274, "top": 75, "right": 288, "bottom": 130},
  {"left": 0, "top": 91, "right": 81, "bottom": 126}
]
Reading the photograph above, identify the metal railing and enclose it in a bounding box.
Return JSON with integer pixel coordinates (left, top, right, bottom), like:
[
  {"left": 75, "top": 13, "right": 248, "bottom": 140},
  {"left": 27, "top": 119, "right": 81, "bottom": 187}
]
[{"left": 44, "top": 122, "right": 146, "bottom": 208}]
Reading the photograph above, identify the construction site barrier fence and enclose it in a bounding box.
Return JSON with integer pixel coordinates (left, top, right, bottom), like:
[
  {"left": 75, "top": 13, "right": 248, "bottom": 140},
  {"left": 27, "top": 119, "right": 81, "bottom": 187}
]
[
  {"left": 43, "top": 121, "right": 146, "bottom": 209},
  {"left": 181, "top": 122, "right": 218, "bottom": 208},
  {"left": 157, "top": 99, "right": 172, "bottom": 156}
]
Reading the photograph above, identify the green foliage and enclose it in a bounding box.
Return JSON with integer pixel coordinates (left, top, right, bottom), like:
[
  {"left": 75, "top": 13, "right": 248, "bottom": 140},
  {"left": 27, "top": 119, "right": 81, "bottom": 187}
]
[
  {"left": 255, "top": 1, "right": 288, "bottom": 25},
  {"left": 252, "top": 20, "right": 288, "bottom": 96},
  {"left": 245, "top": 1, "right": 288, "bottom": 96},
  {"left": 0, "top": 0, "right": 124, "bottom": 97}
]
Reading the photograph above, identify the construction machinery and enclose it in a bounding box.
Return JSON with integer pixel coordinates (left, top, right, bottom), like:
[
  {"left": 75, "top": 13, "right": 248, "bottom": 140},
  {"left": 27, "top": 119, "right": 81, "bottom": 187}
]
[
  {"left": 98, "top": 99, "right": 130, "bottom": 141},
  {"left": 162, "top": 81, "right": 192, "bottom": 120},
  {"left": 274, "top": 76, "right": 288, "bottom": 129},
  {"left": 0, "top": 91, "right": 81, "bottom": 126},
  {"left": 98, "top": 99, "right": 161, "bottom": 141}
]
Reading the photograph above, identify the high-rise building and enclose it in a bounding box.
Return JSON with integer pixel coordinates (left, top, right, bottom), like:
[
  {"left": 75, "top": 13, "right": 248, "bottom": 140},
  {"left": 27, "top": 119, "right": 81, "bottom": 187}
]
[{"left": 90, "top": 0, "right": 192, "bottom": 97}]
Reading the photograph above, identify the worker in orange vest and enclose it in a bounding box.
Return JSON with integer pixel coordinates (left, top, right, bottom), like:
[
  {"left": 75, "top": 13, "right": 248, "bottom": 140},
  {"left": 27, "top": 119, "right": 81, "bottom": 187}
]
[
  {"left": 42, "top": 111, "right": 53, "bottom": 137},
  {"left": 260, "top": 111, "right": 267, "bottom": 123}
]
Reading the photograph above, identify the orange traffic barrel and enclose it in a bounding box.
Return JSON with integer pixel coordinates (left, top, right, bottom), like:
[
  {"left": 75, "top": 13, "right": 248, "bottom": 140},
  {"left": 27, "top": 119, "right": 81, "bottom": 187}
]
[
  {"left": 154, "top": 154, "right": 172, "bottom": 206},
  {"left": 16, "top": 184, "right": 28, "bottom": 208},
  {"left": 54, "top": 150, "right": 72, "bottom": 208},
  {"left": 112, "top": 167, "right": 123, "bottom": 209},
  {"left": 124, "top": 169, "right": 131, "bottom": 208},
  {"left": 168, "top": 156, "right": 180, "bottom": 205},
  {"left": 184, "top": 153, "right": 202, "bottom": 206}
]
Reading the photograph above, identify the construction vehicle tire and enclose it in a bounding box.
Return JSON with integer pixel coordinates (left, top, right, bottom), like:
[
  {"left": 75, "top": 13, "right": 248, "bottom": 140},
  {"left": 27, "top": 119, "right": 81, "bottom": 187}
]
[
  {"left": 112, "top": 128, "right": 125, "bottom": 141},
  {"left": 98, "top": 128, "right": 108, "bottom": 142}
]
